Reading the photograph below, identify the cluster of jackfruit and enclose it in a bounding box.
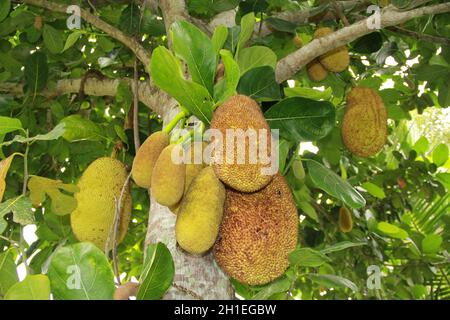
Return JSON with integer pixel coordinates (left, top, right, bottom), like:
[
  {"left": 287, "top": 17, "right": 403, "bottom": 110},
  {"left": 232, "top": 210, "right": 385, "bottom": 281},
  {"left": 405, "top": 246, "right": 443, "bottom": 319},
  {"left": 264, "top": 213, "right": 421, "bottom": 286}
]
[
  {"left": 306, "top": 27, "right": 350, "bottom": 82},
  {"left": 341, "top": 87, "right": 387, "bottom": 157}
]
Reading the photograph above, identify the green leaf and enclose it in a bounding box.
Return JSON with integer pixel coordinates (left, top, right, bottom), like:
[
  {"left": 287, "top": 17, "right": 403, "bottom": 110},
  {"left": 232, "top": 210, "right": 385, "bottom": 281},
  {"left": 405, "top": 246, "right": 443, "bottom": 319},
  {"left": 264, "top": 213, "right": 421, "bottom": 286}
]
[
  {"left": 236, "top": 12, "right": 255, "bottom": 56},
  {"left": 377, "top": 221, "right": 409, "bottom": 239},
  {"left": 307, "top": 160, "right": 366, "bottom": 209},
  {"left": 212, "top": 25, "right": 228, "bottom": 55},
  {"left": 264, "top": 97, "right": 335, "bottom": 141},
  {"left": 0, "top": 195, "right": 34, "bottom": 230},
  {"left": 4, "top": 275, "right": 50, "bottom": 300},
  {"left": 289, "top": 248, "right": 330, "bottom": 267},
  {"left": 62, "top": 31, "right": 82, "bottom": 52},
  {"left": 265, "top": 17, "right": 297, "bottom": 34},
  {"left": 42, "top": 24, "right": 64, "bottom": 54},
  {"left": 320, "top": 241, "right": 367, "bottom": 254},
  {"left": 251, "top": 276, "right": 290, "bottom": 300},
  {"left": 413, "top": 136, "right": 429, "bottom": 154},
  {"left": 351, "top": 33, "right": 383, "bottom": 54},
  {"left": 47, "top": 242, "right": 115, "bottom": 300},
  {"left": 0, "top": 116, "right": 22, "bottom": 135},
  {"left": 171, "top": 20, "right": 217, "bottom": 95},
  {"left": 60, "top": 115, "right": 102, "bottom": 141},
  {"left": 215, "top": 49, "right": 240, "bottom": 103},
  {"left": 137, "top": 242, "right": 174, "bottom": 300},
  {"left": 150, "top": 46, "right": 214, "bottom": 124},
  {"left": 421, "top": 234, "right": 442, "bottom": 254},
  {"left": 188, "top": 0, "right": 240, "bottom": 17},
  {"left": 361, "top": 182, "right": 385, "bottom": 199},
  {"left": 237, "top": 66, "right": 281, "bottom": 101},
  {"left": 284, "top": 87, "right": 332, "bottom": 101},
  {"left": 0, "top": 123, "right": 65, "bottom": 146},
  {"left": 297, "top": 201, "right": 319, "bottom": 222},
  {"left": 24, "top": 51, "right": 48, "bottom": 94},
  {"left": 237, "top": 46, "right": 277, "bottom": 75},
  {"left": 0, "top": 0, "right": 11, "bottom": 23},
  {"left": 306, "top": 274, "right": 358, "bottom": 292},
  {"left": 114, "top": 125, "right": 128, "bottom": 144},
  {"left": 0, "top": 250, "right": 18, "bottom": 295},
  {"left": 432, "top": 143, "right": 448, "bottom": 166},
  {"left": 119, "top": 4, "right": 140, "bottom": 35}
]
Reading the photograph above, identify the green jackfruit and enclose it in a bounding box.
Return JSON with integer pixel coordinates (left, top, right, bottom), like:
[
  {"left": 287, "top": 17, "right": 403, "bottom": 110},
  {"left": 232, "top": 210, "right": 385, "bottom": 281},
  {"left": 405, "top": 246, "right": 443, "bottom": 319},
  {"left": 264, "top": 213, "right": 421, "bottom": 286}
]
[
  {"left": 214, "top": 174, "right": 298, "bottom": 285},
  {"left": 132, "top": 131, "right": 169, "bottom": 188},
  {"left": 338, "top": 206, "right": 353, "bottom": 233},
  {"left": 176, "top": 167, "right": 225, "bottom": 255},
  {"left": 307, "top": 59, "right": 328, "bottom": 82},
  {"left": 71, "top": 157, "right": 131, "bottom": 250},
  {"left": 314, "top": 27, "right": 349, "bottom": 72},
  {"left": 341, "top": 87, "right": 387, "bottom": 157},
  {"left": 211, "top": 95, "right": 275, "bottom": 193},
  {"left": 151, "top": 144, "right": 185, "bottom": 207}
]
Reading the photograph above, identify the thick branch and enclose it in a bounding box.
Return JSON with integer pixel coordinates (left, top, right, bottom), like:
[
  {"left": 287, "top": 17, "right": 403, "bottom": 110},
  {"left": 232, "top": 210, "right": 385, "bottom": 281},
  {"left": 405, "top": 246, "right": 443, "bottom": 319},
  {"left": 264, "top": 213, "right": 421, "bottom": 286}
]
[
  {"left": 275, "top": 2, "right": 450, "bottom": 83},
  {"left": 0, "top": 78, "right": 172, "bottom": 116},
  {"left": 23, "top": 0, "right": 151, "bottom": 70}
]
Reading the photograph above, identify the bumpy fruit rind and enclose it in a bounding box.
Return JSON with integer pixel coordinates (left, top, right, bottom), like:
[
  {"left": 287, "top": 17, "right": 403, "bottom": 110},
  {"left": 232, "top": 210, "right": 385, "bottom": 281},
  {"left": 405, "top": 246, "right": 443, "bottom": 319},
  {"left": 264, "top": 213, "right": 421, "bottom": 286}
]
[
  {"left": 314, "top": 27, "right": 349, "bottom": 73},
  {"left": 307, "top": 59, "right": 328, "bottom": 81}
]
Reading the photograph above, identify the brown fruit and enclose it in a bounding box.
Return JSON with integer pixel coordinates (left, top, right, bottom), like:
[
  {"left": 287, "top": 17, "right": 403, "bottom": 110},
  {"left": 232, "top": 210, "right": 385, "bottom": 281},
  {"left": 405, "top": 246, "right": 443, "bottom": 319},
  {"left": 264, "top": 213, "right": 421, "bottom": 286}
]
[
  {"left": 341, "top": 87, "right": 387, "bottom": 157},
  {"left": 34, "top": 16, "right": 43, "bottom": 30},
  {"left": 293, "top": 35, "right": 303, "bottom": 48},
  {"left": 314, "top": 27, "right": 350, "bottom": 72},
  {"left": 338, "top": 207, "right": 353, "bottom": 233},
  {"left": 113, "top": 282, "right": 139, "bottom": 300},
  {"left": 151, "top": 144, "right": 186, "bottom": 207},
  {"left": 307, "top": 59, "right": 328, "bottom": 81},
  {"left": 214, "top": 174, "right": 298, "bottom": 285},
  {"left": 131, "top": 131, "right": 169, "bottom": 188},
  {"left": 210, "top": 95, "right": 275, "bottom": 193}
]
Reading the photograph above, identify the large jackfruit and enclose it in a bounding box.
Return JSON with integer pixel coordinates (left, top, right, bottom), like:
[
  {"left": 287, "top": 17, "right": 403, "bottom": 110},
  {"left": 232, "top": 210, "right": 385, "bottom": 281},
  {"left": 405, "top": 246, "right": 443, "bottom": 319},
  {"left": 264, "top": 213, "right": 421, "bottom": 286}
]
[
  {"left": 314, "top": 27, "right": 349, "bottom": 72},
  {"left": 176, "top": 167, "right": 225, "bottom": 255},
  {"left": 210, "top": 95, "right": 275, "bottom": 193},
  {"left": 341, "top": 87, "right": 387, "bottom": 157},
  {"left": 151, "top": 144, "right": 185, "bottom": 206},
  {"left": 131, "top": 131, "right": 169, "bottom": 188},
  {"left": 214, "top": 174, "right": 298, "bottom": 285},
  {"left": 71, "top": 157, "right": 131, "bottom": 250},
  {"left": 307, "top": 59, "right": 328, "bottom": 82}
]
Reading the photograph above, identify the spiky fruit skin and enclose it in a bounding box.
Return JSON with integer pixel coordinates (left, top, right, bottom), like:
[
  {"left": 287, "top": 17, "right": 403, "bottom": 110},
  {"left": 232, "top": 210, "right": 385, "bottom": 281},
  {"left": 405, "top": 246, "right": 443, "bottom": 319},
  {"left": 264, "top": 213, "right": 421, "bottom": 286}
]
[
  {"left": 307, "top": 59, "right": 328, "bottom": 81},
  {"left": 339, "top": 207, "right": 353, "bottom": 233},
  {"left": 176, "top": 167, "right": 225, "bottom": 255},
  {"left": 341, "top": 87, "right": 387, "bottom": 157},
  {"left": 131, "top": 131, "right": 169, "bottom": 188},
  {"left": 210, "top": 95, "right": 274, "bottom": 193},
  {"left": 151, "top": 144, "right": 186, "bottom": 207},
  {"left": 214, "top": 174, "right": 298, "bottom": 285},
  {"left": 314, "top": 27, "right": 349, "bottom": 72},
  {"left": 71, "top": 157, "right": 131, "bottom": 250}
]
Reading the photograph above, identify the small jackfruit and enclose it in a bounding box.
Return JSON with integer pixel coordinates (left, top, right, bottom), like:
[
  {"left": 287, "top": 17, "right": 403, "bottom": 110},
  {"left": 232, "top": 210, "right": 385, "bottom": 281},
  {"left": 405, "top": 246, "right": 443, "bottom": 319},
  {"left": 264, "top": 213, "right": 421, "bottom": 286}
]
[
  {"left": 176, "top": 167, "right": 225, "bottom": 255},
  {"left": 341, "top": 87, "right": 387, "bottom": 157},
  {"left": 293, "top": 35, "right": 303, "bottom": 48},
  {"left": 338, "top": 207, "right": 353, "bottom": 233},
  {"left": 314, "top": 27, "right": 349, "bottom": 72},
  {"left": 307, "top": 59, "right": 328, "bottom": 82},
  {"left": 131, "top": 131, "right": 169, "bottom": 188},
  {"left": 71, "top": 157, "right": 131, "bottom": 250},
  {"left": 214, "top": 174, "right": 298, "bottom": 285},
  {"left": 210, "top": 95, "right": 275, "bottom": 193},
  {"left": 151, "top": 144, "right": 185, "bottom": 207}
]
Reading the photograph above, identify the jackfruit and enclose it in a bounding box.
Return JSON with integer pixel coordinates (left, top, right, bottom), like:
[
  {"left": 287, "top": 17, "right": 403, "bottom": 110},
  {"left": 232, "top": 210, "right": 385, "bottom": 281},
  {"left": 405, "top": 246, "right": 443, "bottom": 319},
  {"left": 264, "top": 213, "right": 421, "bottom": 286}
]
[
  {"left": 71, "top": 157, "right": 131, "bottom": 250},
  {"left": 151, "top": 144, "right": 185, "bottom": 207},
  {"left": 210, "top": 95, "right": 275, "bottom": 193},
  {"left": 114, "top": 282, "right": 139, "bottom": 300},
  {"left": 341, "top": 87, "right": 387, "bottom": 157},
  {"left": 307, "top": 59, "right": 328, "bottom": 82},
  {"left": 131, "top": 131, "right": 169, "bottom": 188},
  {"left": 293, "top": 35, "right": 303, "bottom": 48},
  {"left": 314, "top": 27, "right": 349, "bottom": 72},
  {"left": 176, "top": 167, "right": 225, "bottom": 255},
  {"left": 338, "top": 207, "right": 353, "bottom": 233},
  {"left": 214, "top": 174, "right": 298, "bottom": 285}
]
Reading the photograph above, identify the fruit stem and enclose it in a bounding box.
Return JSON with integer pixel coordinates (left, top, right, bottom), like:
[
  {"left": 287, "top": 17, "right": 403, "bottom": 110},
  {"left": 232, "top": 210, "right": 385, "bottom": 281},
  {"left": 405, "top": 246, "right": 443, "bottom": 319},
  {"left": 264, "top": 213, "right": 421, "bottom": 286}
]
[{"left": 163, "top": 111, "right": 186, "bottom": 134}]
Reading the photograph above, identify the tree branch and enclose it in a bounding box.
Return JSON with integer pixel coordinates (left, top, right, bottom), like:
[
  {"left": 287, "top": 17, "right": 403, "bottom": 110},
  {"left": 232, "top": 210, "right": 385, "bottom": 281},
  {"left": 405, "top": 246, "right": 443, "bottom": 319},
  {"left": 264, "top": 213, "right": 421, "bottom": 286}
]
[
  {"left": 388, "top": 25, "right": 450, "bottom": 46},
  {"left": 23, "top": 0, "right": 151, "bottom": 71},
  {"left": 275, "top": 2, "right": 450, "bottom": 83}
]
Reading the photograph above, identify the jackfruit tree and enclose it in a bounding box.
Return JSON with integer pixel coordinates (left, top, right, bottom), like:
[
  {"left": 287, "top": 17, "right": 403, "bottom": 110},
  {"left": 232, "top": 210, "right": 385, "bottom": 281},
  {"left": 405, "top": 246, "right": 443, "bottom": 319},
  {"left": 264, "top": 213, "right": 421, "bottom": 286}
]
[{"left": 0, "top": 0, "right": 449, "bottom": 301}]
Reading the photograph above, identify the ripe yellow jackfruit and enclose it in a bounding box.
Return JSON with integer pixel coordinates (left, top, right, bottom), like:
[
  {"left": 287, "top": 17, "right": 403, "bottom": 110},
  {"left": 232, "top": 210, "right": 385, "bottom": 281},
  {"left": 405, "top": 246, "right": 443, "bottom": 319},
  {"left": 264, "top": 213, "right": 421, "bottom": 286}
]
[
  {"left": 307, "top": 59, "right": 328, "bottom": 81},
  {"left": 210, "top": 95, "right": 275, "bottom": 193},
  {"left": 338, "top": 207, "right": 353, "bottom": 233},
  {"left": 131, "top": 131, "right": 169, "bottom": 188},
  {"left": 314, "top": 27, "right": 349, "bottom": 72},
  {"left": 151, "top": 144, "right": 185, "bottom": 207},
  {"left": 71, "top": 157, "right": 131, "bottom": 250},
  {"left": 341, "top": 87, "right": 387, "bottom": 157},
  {"left": 214, "top": 174, "right": 298, "bottom": 285},
  {"left": 176, "top": 167, "right": 225, "bottom": 255}
]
